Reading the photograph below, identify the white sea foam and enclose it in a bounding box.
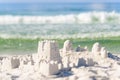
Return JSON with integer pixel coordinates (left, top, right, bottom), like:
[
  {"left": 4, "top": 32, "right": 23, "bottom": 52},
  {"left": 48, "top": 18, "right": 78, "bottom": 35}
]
[
  {"left": 0, "top": 32, "right": 120, "bottom": 39},
  {"left": 0, "top": 11, "right": 120, "bottom": 39},
  {"left": 0, "top": 11, "right": 120, "bottom": 24}
]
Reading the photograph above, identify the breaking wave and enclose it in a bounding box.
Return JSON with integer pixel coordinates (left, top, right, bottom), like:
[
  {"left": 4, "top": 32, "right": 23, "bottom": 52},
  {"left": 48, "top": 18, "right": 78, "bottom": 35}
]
[{"left": 0, "top": 11, "right": 120, "bottom": 24}]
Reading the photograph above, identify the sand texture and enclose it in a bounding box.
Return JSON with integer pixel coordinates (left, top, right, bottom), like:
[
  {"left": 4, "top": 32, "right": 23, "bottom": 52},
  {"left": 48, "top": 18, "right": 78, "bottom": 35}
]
[{"left": 0, "top": 40, "right": 120, "bottom": 80}]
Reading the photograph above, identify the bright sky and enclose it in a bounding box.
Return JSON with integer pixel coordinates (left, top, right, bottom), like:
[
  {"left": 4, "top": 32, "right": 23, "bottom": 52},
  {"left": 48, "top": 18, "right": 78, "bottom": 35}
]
[{"left": 0, "top": 0, "right": 119, "bottom": 3}]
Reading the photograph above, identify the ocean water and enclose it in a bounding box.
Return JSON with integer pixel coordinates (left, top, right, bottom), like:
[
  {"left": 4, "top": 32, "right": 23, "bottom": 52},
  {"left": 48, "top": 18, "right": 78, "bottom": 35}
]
[
  {"left": 0, "top": 3, "right": 120, "bottom": 39},
  {"left": 0, "top": 3, "right": 120, "bottom": 38},
  {"left": 0, "top": 2, "right": 120, "bottom": 54}
]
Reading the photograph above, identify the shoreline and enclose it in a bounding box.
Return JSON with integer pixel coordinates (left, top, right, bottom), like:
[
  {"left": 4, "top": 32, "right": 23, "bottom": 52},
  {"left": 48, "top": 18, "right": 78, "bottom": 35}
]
[{"left": 0, "top": 36, "right": 120, "bottom": 54}]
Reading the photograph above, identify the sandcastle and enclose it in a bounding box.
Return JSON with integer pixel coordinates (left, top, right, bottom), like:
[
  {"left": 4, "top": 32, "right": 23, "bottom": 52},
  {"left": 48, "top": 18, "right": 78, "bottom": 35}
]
[
  {"left": 0, "top": 40, "right": 120, "bottom": 79},
  {"left": 33, "top": 40, "right": 110, "bottom": 75},
  {"left": 37, "top": 40, "right": 62, "bottom": 75}
]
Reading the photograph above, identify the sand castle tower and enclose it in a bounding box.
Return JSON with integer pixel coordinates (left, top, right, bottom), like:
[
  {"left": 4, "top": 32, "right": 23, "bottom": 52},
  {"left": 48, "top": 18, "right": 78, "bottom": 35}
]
[
  {"left": 92, "top": 42, "right": 108, "bottom": 58},
  {"left": 38, "top": 40, "right": 61, "bottom": 62},
  {"left": 100, "top": 47, "right": 108, "bottom": 58},
  {"left": 63, "top": 40, "right": 73, "bottom": 53},
  {"left": 37, "top": 40, "right": 62, "bottom": 75},
  {"left": 92, "top": 42, "right": 101, "bottom": 55}
]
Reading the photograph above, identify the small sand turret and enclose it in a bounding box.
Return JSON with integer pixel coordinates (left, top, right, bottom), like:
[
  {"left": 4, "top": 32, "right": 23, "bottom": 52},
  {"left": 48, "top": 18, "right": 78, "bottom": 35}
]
[
  {"left": 100, "top": 47, "right": 108, "bottom": 58},
  {"left": 92, "top": 42, "right": 101, "bottom": 55},
  {"left": 63, "top": 40, "right": 73, "bottom": 53}
]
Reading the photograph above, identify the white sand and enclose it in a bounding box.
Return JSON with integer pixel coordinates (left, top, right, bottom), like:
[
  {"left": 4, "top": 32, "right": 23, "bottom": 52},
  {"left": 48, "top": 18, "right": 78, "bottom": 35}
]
[{"left": 0, "top": 40, "right": 120, "bottom": 80}]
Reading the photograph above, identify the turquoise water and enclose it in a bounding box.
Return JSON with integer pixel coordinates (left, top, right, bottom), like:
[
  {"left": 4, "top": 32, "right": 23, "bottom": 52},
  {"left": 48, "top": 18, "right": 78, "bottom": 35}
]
[
  {"left": 1, "top": 3, "right": 120, "bottom": 15},
  {"left": 0, "top": 3, "right": 120, "bottom": 39},
  {"left": 0, "top": 3, "right": 120, "bottom": 54}
]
